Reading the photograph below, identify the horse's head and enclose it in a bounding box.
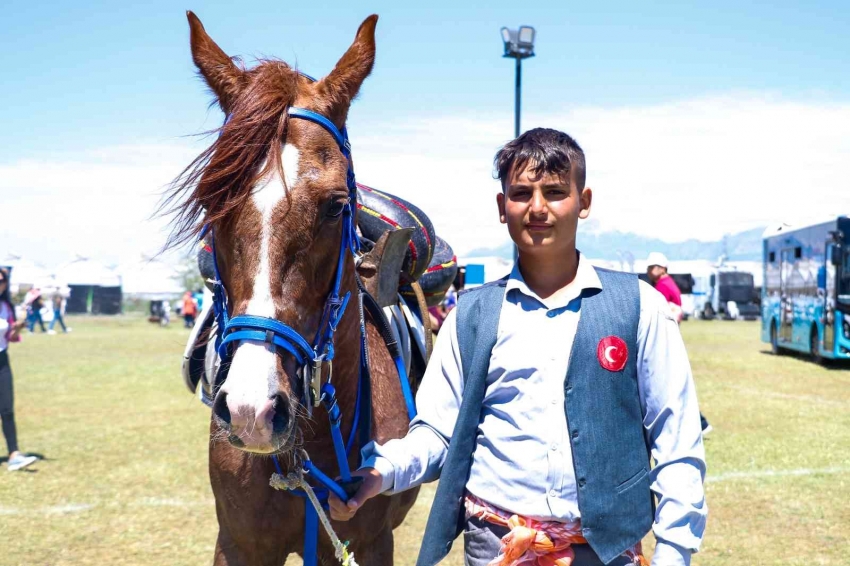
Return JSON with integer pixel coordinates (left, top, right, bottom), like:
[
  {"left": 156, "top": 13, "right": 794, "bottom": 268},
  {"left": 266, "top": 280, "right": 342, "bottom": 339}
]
[{"left": 175, "top": 12, "right": 377, "bottom": 454}]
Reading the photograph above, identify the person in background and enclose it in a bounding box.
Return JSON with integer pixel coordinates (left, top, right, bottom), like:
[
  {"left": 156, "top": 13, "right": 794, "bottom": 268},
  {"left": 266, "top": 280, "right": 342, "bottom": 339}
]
[
  {"left": 428, "top": 303, "right": 448, "bottom": 334},
  {"left": 25, "top": 288, "right": 47, "bottom": 333},
  {"left": 182, "top": 291, "right": 198, "bottom": 329},
  {"left": 193, "top": 288, "right": 204, "bottom": 312},
  {"left": 443, "top": 284, "right": 458, "bottom": 312},
  {"left": 645, "top": 253, "right": 683, "bottom": 322},
  {"left": 646, "top": 252, "right": 712, "bottom": 435},
  {"left": 48, "top": 288, "right": 72, "bottom": 335},
  {"left": 0, "top": 268, "right": 39, "bottom": 471},
  {"left": 161, "top": 300, "right": 172, "bottom": 327}
]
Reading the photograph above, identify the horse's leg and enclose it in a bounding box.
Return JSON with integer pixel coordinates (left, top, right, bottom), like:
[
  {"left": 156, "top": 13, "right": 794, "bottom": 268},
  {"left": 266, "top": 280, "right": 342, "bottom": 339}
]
[
  {"left": 213, "top": 526, "right": 292, "bottom": 566},
  {"left": 212, "top": 528, "right": 251, "bottom": 566},
  {"left": 347, "top": 527, "right": 395, "bottom": 566}
]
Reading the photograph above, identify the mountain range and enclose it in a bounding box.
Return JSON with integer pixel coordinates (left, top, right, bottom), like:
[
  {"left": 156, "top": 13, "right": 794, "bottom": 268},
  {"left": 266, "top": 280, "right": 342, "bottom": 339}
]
[{"left": 466, "top": 222, "right": 765, "bottom": 262}]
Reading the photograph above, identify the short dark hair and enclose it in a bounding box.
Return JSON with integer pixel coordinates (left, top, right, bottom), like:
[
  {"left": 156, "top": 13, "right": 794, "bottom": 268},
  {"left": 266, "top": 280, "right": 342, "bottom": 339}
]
[{"left": 494, "top": 128, "right": 586, "bottom": 191}]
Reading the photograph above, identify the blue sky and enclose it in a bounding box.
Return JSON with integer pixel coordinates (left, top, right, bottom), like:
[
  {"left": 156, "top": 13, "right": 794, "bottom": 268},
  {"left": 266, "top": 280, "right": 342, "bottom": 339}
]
[
  {"left": 3, "top": 0, "right": 848, "bottom": 159},
  {"left": 2, "top": 1, "right": 850, "bottom": 270}
]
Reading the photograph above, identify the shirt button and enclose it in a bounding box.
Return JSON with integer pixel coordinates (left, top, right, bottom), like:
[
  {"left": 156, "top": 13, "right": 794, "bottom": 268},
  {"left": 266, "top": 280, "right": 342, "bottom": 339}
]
[
  {"left": 550, "top": 443, "right": 558, "bottom": 451},
  {"left": 579, "top": 479, "right": 587, "bottom": 488},
  {"left": 572, "top": 430, "right": 579, "bottom": 439},
  {"left": 546, "top": 311, "right": 556, "bottom": 318},
  {"left": 551, "top": 398, "right": 558, "bottom": 405},
  {"left": 549, "top": 489, "right": 557, "bottom": 497}
]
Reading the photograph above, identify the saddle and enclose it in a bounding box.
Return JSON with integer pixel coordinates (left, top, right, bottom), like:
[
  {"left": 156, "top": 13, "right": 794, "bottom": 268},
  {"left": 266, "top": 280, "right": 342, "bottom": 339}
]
[{"left": 183, "top": 185, "right": 453, "bottom": 403}]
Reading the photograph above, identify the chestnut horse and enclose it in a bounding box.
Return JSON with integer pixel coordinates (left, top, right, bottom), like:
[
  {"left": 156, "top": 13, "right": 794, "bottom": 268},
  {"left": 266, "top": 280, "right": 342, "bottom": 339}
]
[{"left": 166, "top": 12, "right": 421, "bottom": 565}]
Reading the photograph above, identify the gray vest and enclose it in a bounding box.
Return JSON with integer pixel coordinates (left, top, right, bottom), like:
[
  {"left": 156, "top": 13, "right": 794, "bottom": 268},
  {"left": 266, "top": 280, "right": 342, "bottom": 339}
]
[{"left": 416, "top": 268, "right": 652, "bottom": 566}]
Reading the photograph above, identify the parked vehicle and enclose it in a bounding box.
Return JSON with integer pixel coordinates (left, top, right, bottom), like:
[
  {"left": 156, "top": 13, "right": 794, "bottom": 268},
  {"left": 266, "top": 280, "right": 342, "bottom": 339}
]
[
  {"left": 761, "top": 216, "right": 850, "bottom": 362},
  {"left": 693, "top": 268, "right": 759, "bottom": 320}
]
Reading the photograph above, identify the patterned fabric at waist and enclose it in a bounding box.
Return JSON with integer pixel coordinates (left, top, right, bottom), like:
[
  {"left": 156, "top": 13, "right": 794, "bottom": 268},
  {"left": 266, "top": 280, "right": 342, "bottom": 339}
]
[{"left": 464, "top": 492, "right": 647, "bottom": 566}]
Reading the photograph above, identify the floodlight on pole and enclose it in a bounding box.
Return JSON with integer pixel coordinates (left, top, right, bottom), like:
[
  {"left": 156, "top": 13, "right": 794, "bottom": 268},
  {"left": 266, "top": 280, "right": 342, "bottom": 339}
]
[
  {"left": 500, "top": 25, "right": 535, "bottom": 139},
  {"left": 500, "top": 25, "right": 536, "bottom": 261}
]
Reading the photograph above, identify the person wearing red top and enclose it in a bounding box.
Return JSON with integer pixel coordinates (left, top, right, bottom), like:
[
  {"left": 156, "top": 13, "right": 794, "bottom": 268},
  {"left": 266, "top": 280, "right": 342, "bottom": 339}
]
[
  {"left": 645, "top": 252, "right": 683, "bottom": 322},
  {"left": 646, "top": 253, "right": 712, "bottom": 435}
]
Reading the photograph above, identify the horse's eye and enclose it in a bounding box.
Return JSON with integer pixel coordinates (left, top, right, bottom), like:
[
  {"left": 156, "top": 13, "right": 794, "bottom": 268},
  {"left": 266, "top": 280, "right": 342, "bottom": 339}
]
[{"left": 326, "top": 198, "right": 348, "bottom": 219}]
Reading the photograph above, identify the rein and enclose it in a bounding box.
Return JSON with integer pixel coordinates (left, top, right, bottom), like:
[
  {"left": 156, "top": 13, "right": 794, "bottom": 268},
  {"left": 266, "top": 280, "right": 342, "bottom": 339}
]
[{"left": 202, "top": 93, "right": 417, "bottom": 566}]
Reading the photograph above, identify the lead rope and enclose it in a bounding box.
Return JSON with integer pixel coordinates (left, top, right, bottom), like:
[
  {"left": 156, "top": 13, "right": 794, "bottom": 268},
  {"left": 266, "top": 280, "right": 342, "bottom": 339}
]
[{"left": 269, "top": 470, "right": 359, "bottom": 566}]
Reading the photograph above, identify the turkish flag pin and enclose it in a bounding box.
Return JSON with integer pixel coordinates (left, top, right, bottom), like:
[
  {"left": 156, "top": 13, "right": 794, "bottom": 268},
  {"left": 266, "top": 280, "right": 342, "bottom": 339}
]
[{"left": 597, "top": 336, "right": 628, "bottom": 372}]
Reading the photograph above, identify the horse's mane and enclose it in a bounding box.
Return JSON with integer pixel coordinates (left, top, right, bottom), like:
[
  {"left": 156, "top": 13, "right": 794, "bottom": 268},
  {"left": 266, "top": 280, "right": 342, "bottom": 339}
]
[{"left": 160, "top": 59, "right": 300, "bottom": 251}]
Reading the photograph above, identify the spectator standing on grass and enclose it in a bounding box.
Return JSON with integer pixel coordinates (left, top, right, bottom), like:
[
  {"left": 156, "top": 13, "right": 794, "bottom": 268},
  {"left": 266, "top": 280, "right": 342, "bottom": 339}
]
[
  {"left": 181, "top": 291, "right": 198, "bottom": 328},
  {"left": 193, "top": 288, "right": 204, "bottom": 312},
  {"left": 645, "top": 253, "right": 683, "bottom": 323},
  {"left": 646, "top": 252, "right": 712, "bottom": 435},
  {"left": 331, "top": 129, "right": 707, "bottom": 566},
  {"left": 48, "top": 288, "right": 72, "bottom": 335},
  {"left": 25, "top": 288, "right": 46, "bottom": 333},
  {"left": 0, "top": 268, "right": 39, "bottom": 471}
]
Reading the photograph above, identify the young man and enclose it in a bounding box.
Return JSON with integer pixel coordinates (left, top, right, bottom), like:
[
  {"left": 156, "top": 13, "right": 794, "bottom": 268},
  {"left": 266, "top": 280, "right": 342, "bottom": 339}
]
[{"left": 330, "top": 129, "right": 707, "bottom": 566}]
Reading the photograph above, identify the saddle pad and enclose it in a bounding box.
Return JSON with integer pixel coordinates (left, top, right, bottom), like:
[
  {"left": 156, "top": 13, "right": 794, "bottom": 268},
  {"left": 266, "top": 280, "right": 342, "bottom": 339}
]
[{"left": 356, "top": 183, "right": 436, "bottom": 284}]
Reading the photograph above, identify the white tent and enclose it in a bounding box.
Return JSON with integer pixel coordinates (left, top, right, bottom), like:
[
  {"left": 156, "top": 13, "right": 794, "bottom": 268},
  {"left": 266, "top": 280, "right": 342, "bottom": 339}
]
[
  {"left": 1, "top": 254, "right": 52, "bottom": 292},
  {"left": 55, "top": 255, "right": 121, "bottom": 287},
  {"left": 55, "top": 256, "right": 122, "bottom": 314},
  {"left": 120, "top": 256, "right": 183, "bottom": 299}
]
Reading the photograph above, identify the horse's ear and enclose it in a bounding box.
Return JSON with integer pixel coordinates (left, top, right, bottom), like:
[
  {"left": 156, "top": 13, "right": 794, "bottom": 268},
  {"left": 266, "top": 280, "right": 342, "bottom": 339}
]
[
  {"left": 187, "top": 11, "right": 246, "bottom": 114},
  {"left": 318, "top": 15, "right": 378, "bottom": 125}
]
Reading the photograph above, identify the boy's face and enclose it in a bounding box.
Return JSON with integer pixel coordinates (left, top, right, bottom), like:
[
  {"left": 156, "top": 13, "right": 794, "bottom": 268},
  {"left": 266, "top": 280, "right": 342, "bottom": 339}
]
[{"left": 496, "top": 163, "right": 592, "bottom": 259}]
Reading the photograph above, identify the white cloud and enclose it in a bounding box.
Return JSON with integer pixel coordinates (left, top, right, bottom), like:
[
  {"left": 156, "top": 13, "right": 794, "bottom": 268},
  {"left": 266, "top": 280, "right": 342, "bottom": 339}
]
[
  {"left": 354, "top": 94, "right": 850, "bottom": 253},
  {"left": 3, "top": 94, "right": 849, "bottom": 270},
  {"left": 0, "top": 142, "right": 203, "bottom": 267}
]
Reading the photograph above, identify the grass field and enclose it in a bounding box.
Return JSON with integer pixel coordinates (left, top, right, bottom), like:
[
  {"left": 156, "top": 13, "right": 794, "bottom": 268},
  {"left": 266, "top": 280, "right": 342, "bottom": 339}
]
[{"left": 1, "top": 315, "right": 848, "bottom": 565}]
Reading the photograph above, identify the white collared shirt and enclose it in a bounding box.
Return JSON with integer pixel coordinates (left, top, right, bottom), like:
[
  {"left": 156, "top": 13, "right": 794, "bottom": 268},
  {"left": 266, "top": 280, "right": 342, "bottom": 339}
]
[
  {"left": 0, "top": 302, "right": 12, "bottom": 352},
  {"left": 362, "top": 254, "right": 707, "bottom": 565}
]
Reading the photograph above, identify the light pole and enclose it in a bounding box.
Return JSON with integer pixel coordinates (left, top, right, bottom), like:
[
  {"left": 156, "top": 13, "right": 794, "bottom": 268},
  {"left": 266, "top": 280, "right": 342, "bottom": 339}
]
[
  {"left": 500, "top": 26, "right": 536, "bottom": 138},
  {"left": 500, "top": 26, "right": 536, "bottom": 261}
]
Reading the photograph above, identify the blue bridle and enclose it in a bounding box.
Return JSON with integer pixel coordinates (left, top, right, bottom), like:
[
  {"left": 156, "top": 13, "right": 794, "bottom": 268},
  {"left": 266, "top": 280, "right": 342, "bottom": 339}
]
[
  {"left": 202, "top": 94, "right": 417, "bottom": 566},
  {"left": 207, "top": 105, "right": 360, "bottom": 412}
]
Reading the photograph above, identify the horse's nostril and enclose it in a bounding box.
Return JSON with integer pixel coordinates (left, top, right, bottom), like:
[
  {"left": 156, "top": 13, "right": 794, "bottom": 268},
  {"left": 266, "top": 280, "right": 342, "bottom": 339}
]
[
  {"left": 271, "top": 394, "right": 289, "bottom": 435},
  {"left": 212, "top": 391, "right": 232, "bottom": 427}
]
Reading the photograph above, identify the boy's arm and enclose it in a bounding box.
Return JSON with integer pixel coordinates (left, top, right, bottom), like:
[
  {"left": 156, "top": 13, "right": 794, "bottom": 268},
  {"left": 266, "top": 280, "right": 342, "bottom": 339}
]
[
  {"left": 360, "top": 306, "right": 465, "bottom": 494},
  {"left": 637, "top": 281, "right": 708, "bottom": 566}
]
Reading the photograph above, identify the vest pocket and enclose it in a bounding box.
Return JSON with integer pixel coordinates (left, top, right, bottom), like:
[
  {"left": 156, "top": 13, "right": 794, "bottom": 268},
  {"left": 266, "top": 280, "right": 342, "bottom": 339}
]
[{"left": 615, "top": 467, "right": 649, "bottom": 494}]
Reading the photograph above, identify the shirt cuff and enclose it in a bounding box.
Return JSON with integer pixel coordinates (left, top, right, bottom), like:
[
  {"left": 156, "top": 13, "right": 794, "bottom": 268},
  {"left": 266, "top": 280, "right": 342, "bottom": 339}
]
[
  {"left": 359, "top": 455, "right": 395, "bottom": 494},
  {"left": 651, "top": 541, "right": 691, "bottom": 566}
]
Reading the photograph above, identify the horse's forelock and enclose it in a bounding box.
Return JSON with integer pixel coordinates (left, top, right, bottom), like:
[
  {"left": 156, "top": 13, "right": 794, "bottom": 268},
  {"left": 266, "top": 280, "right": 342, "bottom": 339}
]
[{"left": 160, "top": 60, "right": 305, "bottom": 252}]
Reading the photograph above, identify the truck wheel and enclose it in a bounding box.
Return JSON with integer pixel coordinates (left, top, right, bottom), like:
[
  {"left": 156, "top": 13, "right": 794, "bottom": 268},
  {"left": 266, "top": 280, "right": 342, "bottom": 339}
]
[
  {"left": 810, "top": 327, "right": 824, "bottom": 365},
  {"left": 771, "top": 323, "right": 781, "bottom": 355}
]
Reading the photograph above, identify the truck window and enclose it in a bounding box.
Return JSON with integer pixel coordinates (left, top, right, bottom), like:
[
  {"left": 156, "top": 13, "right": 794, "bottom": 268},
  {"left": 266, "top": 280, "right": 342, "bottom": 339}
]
[{"left": 840, "top": 249, "right": 850, "bottom": 303}]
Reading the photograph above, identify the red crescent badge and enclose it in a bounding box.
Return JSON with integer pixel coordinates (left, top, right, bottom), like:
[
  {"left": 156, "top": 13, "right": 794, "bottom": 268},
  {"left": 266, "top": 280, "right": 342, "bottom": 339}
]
[{"left": 597, "top": 336, "right": 628, "bottom": 372}]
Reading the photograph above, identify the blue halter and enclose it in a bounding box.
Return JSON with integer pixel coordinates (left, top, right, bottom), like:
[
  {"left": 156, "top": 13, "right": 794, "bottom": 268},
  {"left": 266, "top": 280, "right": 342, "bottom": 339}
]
[{"left": 203, "top": 96, "right": 417, "bottom": 566}]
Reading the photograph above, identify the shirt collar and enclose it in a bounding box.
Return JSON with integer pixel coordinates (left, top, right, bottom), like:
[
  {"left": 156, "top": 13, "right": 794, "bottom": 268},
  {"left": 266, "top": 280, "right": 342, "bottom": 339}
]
[{"left": 506, "top": 251, "right": 602, "bottom": 310}]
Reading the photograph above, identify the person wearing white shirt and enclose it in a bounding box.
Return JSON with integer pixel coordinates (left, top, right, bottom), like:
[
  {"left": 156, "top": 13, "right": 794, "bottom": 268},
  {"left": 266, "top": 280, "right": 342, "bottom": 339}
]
[{"left": 329, "top": 129, "right": 707, "bottom": 566}]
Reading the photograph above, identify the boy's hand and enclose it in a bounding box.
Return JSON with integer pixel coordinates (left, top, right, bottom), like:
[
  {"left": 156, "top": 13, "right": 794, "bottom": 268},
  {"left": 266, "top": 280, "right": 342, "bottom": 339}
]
[{"left": 329, "top": 467, "right": 384, "bottom": 521}]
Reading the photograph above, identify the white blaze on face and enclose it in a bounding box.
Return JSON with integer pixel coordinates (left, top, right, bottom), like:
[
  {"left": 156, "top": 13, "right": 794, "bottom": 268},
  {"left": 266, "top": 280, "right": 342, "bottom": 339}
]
[{"left": 222, "top": 144, "right": 301, "bottom": 417}]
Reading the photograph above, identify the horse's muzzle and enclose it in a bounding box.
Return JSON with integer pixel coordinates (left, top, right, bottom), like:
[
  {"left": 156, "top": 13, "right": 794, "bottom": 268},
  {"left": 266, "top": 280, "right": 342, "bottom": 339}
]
[{"left": 213, "top": 391, "right": 293, "bottom": 454}]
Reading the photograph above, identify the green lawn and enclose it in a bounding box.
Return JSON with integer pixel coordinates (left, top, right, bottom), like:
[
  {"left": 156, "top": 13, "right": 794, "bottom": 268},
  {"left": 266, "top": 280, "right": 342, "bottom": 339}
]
[{"left": 1, "top": 316, "right": 848, "bottom": 565}]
